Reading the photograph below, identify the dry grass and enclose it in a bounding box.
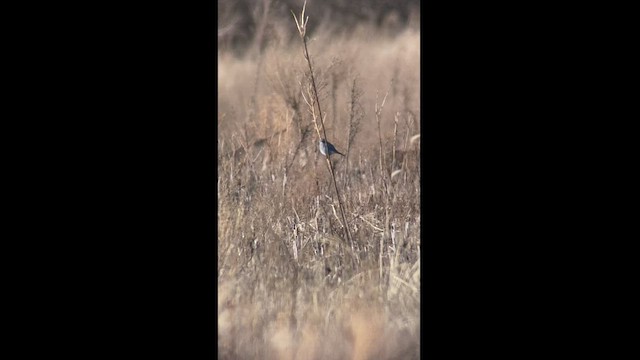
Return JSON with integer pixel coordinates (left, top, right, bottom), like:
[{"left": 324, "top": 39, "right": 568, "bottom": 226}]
[{"left": 218, "top": 5, "right": 420, "bottom": 358}]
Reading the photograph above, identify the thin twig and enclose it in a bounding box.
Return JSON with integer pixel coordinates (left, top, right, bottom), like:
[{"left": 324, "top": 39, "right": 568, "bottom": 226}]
[{"left": 292, "top": 1, "right": 358, "bottom": 267}]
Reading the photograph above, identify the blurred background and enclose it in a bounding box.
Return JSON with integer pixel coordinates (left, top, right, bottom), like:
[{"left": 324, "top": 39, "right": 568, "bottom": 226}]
[
  {"left": 218, "top": 1, "right": 421, "bottom": 359},
  {"left": 218, "top": 0, "right": 420, "bottom": 57}
]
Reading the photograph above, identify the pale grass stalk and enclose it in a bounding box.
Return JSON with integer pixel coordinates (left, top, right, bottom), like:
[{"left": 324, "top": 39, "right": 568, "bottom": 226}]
[{"left": 292, "top": 0, "right": 357, "bottom": 266}]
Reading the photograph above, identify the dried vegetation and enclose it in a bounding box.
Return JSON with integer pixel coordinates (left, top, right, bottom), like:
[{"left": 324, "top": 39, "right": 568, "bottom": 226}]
[{"left": 218, "top": 1, "right": 420, "bottom": 358}]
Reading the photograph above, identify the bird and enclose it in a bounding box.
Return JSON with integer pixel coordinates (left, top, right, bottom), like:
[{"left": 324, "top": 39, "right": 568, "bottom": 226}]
[{"left": 318, "top": 139, "right": 345, "bottom": 157}]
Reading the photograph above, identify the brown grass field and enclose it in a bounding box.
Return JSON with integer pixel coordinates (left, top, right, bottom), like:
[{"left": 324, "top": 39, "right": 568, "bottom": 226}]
[{"left": 218, "top": 3, "right": 420, "bottom": 358}]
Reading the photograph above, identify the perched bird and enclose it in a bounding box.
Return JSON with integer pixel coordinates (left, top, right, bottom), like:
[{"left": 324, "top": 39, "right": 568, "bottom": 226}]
[{"left": 318, "top": 139, "right": 345, "bottom": 157}]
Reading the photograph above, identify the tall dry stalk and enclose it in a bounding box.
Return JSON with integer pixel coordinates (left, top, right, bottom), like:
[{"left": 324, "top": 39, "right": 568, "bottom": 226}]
[
  {"left": 345, "top": 75, "right": 364, "bottom": 187},
  {"left": 292, "top": 1, "right": 357, "bottom": 266},
  {"left": 374, "top": 87, "right": 392, "bottom": 292}
]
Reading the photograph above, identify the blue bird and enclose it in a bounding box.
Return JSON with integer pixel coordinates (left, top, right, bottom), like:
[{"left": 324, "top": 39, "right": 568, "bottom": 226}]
[{"left": 319, "top": 139, "right": 345, "bottom": 157}]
